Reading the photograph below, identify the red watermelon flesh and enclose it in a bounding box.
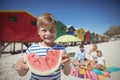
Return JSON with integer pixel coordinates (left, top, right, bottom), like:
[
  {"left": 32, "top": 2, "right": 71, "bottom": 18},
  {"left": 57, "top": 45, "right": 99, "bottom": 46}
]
[{"left": 24, "top": 50, "right": 63, "bottom": 75}]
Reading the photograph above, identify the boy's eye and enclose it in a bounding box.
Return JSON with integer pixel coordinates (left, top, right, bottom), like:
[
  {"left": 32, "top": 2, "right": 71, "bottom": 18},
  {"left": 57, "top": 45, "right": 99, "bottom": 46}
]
[
  {"left": 42, "top": 29, "right": 47, "bottom": 32},
  {"left": 50, "top": 28, "right": 56, "bottom": 33}
]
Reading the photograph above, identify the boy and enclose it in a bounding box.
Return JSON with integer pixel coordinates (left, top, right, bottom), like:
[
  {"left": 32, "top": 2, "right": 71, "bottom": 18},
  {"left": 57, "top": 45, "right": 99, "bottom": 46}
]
[{"left": 14, "top": 13, "right": 71, "bottom": 80}]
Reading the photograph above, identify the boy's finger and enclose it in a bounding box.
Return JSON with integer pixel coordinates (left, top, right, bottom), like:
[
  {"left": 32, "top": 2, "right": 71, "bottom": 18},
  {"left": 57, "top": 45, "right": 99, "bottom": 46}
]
[
  {"left": 17, "top": 58, "right": 28, "bottom": 69},
  {"left": 61, "top": 57, "right": 71, "bottom": 64},
  {"left": 62, "top": 54, "right": 70, "bottom": 58}
]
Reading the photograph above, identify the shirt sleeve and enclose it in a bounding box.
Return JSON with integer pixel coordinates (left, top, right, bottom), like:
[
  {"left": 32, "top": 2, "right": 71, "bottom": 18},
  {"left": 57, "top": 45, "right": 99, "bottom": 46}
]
[
  {"left": 74, "top": 51, "right": 78, "bottom": 60},
  {"left": 25, "top": 44, "right": 33, "bottom": 54}
]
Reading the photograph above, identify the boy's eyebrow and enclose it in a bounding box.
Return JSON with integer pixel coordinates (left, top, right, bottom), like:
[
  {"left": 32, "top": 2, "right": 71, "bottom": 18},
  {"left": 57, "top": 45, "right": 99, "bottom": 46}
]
[{"left": 50, "top": 26, "right": 56, "bottom": 29}]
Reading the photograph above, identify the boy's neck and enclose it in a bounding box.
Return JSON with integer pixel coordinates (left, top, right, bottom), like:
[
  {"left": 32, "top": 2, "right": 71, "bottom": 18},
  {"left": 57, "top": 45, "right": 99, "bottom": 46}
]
[{"left": 41, "top": 41, "right": 55, "bottom": 47}]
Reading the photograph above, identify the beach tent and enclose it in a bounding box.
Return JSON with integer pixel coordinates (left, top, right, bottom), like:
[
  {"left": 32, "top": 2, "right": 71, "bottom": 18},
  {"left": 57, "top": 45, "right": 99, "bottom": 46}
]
[
  {"left": 0, "top": 10, "right": 42, "bottom": 57},
  {"left": 84, "top": 31, "right": 91, "bottom": 44},
  {"left": 0, "top": 10, "right": 41, "bottom": 42},
  {"left": 95, "top": 33, "right": 99, "bottom": 43},
  {"left": 56, "top": 21, "right": 67, "bottom": 39},
  {"left": 98, "top": 34, "right": 102, "bottom": 42},
  {"left": 76, "top": 28, "right": 85, "bottom": 42},
  {"left": 67, "top": 25, "right": 76, "bottom": 35},
  {"left": 90, "top": 32, "right": 95, "bottom": 43}
]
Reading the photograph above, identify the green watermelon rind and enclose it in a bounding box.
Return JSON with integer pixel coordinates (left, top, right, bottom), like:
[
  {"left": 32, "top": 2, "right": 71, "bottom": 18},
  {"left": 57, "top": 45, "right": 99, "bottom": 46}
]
[{"left": 24, "top": 50, "right": 63, "bottom": 76}]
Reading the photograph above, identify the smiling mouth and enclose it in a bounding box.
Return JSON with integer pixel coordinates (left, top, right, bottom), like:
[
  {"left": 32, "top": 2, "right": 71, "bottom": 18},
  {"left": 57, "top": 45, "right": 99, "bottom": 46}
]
[{"left": 45, "top": 37, "right": 54, "bottom": 40}]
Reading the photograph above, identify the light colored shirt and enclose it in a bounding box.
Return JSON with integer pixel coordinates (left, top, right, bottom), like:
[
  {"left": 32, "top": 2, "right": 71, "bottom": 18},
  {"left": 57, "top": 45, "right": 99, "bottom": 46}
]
[
  {"left": 96, "top": 57, "right": 105, "bottom": 65},
  {"left": 26, "top": 42, "right": 65, "bottom": 80},
  {"left": 74, "top": 49, "right": 86, "bottom": 62},
  {"left": 89, "top": 51, "right": 98, "bottom": 60}
]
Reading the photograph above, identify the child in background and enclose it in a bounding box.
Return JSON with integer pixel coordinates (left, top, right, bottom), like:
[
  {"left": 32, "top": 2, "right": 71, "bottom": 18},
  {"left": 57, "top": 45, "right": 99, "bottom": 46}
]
[
  {"left": 95, "top": 50, "right": 111, "bottom": 78},
  {"left": 14, "top": 13, "right": 71, "bottom": 80},
  {"left": 87, "top": 44, "right": 98, "bottom": 60},
  {"left": 95, "top": 50, "right": 106, "bottom": 71}
]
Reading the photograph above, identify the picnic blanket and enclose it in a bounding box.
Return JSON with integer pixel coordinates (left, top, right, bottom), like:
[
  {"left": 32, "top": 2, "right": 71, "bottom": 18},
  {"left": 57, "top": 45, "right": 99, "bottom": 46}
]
[
  {"left": 107, "top": 67, "right": 120, "bottom": 72},
  {"left": 70, "top": 66, "right": 120, "bottom": 80}
]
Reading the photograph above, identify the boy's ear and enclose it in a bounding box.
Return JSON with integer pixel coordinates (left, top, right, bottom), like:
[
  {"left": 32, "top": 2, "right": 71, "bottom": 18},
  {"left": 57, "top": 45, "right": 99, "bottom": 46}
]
[
  {"left": 37, "top": 31, "right": 40, "bottom": 35},
  {"left": 37, "top": 30, "right": 40, "bottom": 35},
  {"left": 38, "top": 32, "right": 40, "bottom": 35}
]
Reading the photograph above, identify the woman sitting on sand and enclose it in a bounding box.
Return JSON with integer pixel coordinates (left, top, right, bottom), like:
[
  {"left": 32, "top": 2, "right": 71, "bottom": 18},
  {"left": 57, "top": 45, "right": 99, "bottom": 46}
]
[{"left": 86, "top": 43, "right": 99, "bottom": 67}]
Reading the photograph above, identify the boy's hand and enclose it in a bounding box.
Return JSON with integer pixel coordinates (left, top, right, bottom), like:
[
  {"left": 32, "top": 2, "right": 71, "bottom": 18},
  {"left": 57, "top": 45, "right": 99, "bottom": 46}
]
[
  {"left": 61, "top": 53, "right": 71, "bottom": 75},
  {"left": 61, "top": 53, "right": 71, "bottom": 64},
  {"left": 14, "top": 57, "right": 29, "bottom": 76}
]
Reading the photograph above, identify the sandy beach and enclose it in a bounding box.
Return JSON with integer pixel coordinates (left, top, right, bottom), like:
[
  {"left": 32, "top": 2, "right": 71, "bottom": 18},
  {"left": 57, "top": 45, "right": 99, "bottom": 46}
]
[{"left": 0, "top": 40, "right": 120, "bottom": 80}]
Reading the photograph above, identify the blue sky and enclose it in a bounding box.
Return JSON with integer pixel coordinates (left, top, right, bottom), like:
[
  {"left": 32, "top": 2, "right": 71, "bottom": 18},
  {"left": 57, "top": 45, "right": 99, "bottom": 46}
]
[{"left": 0, "top": 0, "right": 120, "bottom": 34}]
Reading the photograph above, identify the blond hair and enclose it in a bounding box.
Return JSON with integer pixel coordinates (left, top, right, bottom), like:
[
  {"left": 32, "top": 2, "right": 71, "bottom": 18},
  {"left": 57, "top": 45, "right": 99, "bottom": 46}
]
[
  {"left": 37, "top": 13, "right": 56, "bottom": 31},
  {"left": 92, "top": 43, "right": 97, "bottom": 50}
]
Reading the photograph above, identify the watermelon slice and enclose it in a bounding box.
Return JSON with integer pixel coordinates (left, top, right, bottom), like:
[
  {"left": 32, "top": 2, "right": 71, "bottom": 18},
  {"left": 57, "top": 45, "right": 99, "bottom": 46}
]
[{"left": 24, "top": 50, "right": 63, "bottom": 75}]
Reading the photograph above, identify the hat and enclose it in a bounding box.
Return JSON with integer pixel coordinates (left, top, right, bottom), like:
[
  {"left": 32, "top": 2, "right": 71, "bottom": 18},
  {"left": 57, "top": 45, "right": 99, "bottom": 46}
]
[{"left": 79, "top": 45, "right": 84, "bottom": 48}]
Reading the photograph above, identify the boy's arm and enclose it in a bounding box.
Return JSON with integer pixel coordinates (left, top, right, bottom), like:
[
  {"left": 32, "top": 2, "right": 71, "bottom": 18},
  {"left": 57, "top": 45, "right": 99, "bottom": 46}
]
[
  {"left": 62, "top": 60, "right": 71, "bottom": 76},
  {"left": 14, "top": 57, "right": 29, "bottom": 76}
]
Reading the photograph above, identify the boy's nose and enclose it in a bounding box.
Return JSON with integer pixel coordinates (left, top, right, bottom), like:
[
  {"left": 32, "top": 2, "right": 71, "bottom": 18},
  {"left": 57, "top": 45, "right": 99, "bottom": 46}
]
[{"left": 46, "top": 31, "right": 51, "bottom": 35}]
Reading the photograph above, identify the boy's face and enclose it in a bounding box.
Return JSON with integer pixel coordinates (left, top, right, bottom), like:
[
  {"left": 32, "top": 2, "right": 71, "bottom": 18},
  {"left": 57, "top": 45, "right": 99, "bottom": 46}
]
[{"left": 38, "top": 26, "right": 57, "bottom": 43}]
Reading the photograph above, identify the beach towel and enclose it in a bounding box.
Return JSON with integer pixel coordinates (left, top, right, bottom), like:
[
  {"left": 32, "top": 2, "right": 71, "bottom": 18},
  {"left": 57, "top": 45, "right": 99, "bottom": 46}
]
[
  {"left": 85, "top": 70, "right": 93, "bottom": 79},
  {"left": 70, "top": 67, "right": 98, "bottom": 79},
  {"left": 107, "top": 67, "right": 120, "bottom": 72},
  {"left": 92, "top": 66, "right": 120, "bottom": 78},
  {"left": 79, "top": 68, "right": 86, "bottom": 74},
  {"left": 92, "top": 66, "right": 120, "bottom": 75},
  {"left": 92, "top": 68, "right": 111, "bottom": 78},
  {"left": 85, "top": 70, "right": 98, "bottom": 80},
  {"left": 78, "top": 72, "right": 85, "bottom": 78},
  {"left": 92, "top": 69, "right": 103, "bottom": 75},
  {"left": 70, "top": 66, "right": 78, "bottom": 77},
  {"left": 70, "top": 66, "right": 120, "bottom": 79},
  {"left": 78, "top": 68, "right": 86, "bottom": 78}
]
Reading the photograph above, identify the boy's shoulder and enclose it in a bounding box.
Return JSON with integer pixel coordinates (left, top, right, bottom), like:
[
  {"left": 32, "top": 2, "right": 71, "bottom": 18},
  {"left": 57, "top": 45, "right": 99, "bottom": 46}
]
[
  {"left": 28, "top": 42, "right": 40, "bottom": 48},
  {"left": 53, "top": 43, "right": 66, "bottom": 50},
  {"left": 55, "top": 43, "right": 65, "bottom": 47}
]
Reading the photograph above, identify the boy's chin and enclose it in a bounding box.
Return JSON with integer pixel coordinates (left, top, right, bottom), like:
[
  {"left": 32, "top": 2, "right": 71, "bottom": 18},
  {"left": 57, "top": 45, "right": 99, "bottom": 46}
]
[{"left": 44, "top": 40, "right": 54, "bottom": 43}]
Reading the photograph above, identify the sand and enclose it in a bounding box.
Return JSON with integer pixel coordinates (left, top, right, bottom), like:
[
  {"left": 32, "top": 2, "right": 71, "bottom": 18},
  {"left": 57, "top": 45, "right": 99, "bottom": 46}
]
[{"left": 0, "top": 40, "right": 120, "bottom": 80}]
